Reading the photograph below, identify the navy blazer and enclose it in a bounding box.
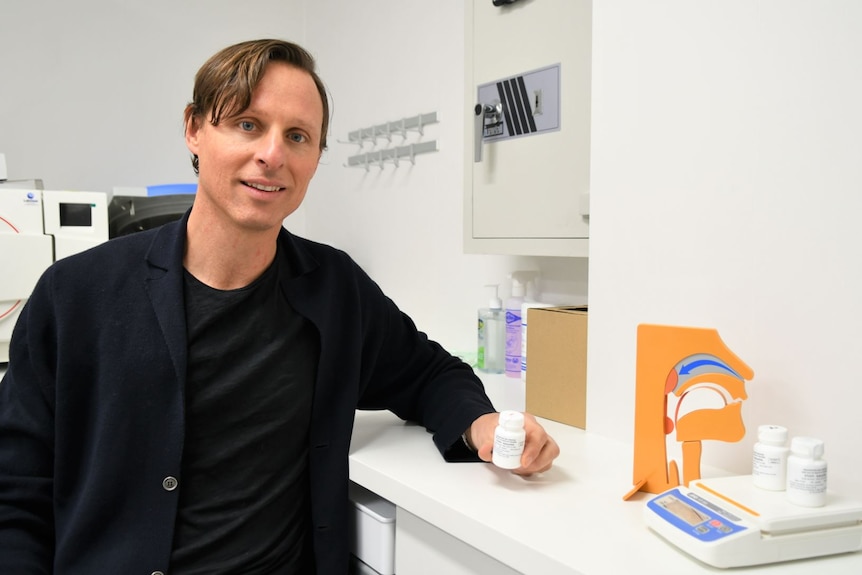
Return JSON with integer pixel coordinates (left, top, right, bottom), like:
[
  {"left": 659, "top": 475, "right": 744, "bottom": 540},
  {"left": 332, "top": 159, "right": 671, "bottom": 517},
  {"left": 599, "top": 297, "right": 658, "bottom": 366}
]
[{"left": 0, "top": 212, "right": 494, "bottom": 574}]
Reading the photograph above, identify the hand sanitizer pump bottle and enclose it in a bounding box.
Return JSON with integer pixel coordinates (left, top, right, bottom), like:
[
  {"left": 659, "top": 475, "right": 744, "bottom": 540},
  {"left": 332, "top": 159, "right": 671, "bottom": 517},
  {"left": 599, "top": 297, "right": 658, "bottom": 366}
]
[
  {"left": 505, "top": 274, "right": 527, "bottom": 378},
  {"left": 478, "top": 285, "right": 505, "bottom": 374}
]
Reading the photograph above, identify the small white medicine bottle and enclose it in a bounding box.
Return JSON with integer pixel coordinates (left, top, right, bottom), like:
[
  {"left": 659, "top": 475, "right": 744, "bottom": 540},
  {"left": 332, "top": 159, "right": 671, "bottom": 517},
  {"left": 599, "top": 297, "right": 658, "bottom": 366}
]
[
  {"left": 786, "top": 436, "right": 828, "bottom": 508},
  {"left": 752, "top": 424, "right": 789, "bottom": 491},
  {"left": 492, "top": 411, "right": 526, "bottom": 470}
]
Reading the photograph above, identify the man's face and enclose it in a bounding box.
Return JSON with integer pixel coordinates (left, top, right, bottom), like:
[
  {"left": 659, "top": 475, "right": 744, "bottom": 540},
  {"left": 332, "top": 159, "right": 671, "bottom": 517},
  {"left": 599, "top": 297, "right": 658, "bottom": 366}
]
[{"left": 185, "top": 62, "right": 323, "bottom": 233}]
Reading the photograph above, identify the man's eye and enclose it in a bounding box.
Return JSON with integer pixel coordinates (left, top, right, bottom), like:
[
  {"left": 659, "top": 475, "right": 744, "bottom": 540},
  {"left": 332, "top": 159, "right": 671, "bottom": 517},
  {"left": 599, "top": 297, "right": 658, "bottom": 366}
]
[
  {"left": 239, "top": 121, "right": 255, "bottom": 131},
  {"left": 288, "top": 133, "right": 306, "bottom": 143}
]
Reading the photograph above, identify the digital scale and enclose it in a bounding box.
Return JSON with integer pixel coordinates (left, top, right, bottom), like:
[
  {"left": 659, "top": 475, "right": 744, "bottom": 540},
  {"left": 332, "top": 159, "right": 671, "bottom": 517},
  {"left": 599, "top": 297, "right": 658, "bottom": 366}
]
[{"left": 644, "top": 475, "right": 862, "bottom": 568}]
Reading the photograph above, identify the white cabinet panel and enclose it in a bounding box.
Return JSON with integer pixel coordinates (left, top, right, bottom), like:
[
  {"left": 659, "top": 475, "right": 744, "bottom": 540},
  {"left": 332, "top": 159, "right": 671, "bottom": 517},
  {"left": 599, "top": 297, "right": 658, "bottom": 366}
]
[
  {"left": 395, "top": 508, "right": 521, "bottom": 575},
  {"left": 464, "top": 0, "right": 591, "bottom": 257}
]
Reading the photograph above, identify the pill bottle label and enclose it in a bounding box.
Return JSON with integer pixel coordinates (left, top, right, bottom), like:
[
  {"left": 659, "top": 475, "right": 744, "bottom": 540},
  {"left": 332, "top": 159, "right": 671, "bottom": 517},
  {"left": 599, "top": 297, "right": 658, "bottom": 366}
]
[
  {"left": 492, "top": 432, "right": 525, "bottom": 469},
  {"left": 787, "top": 466, "right": 827, "bottom": 494},
  {"left": 494, "top": 434, "right": 524, "bottom": 457},
  {"left": 752, "top": 448, "right": 788, "bottom": 490}
]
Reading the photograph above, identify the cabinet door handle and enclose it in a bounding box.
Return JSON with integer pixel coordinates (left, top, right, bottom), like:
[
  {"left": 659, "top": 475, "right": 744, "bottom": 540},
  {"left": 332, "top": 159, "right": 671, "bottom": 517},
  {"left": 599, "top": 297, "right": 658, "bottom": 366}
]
[{"left": 474, "top": 102, "right": 502, "bottom": 163}]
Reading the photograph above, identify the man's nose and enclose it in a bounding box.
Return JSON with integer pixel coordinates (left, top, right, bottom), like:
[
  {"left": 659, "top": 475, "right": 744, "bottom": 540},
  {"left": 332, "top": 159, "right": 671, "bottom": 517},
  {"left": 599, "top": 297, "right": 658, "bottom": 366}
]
[{"left": 255, "top": 130, "right": 286, "bottom": 169}]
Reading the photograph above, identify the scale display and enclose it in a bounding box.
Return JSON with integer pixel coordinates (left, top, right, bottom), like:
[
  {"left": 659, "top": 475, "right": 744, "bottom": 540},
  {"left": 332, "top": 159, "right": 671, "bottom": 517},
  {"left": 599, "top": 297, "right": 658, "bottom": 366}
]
[{"left": 649, "top": 489, "right": 747, "bottom": 542}]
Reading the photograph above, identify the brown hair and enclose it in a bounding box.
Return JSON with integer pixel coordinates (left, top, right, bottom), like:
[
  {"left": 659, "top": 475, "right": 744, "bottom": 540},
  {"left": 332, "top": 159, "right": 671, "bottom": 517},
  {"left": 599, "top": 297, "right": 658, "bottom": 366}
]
[{"left": 185, "top": 39, "right": 330, "bottom": 174}]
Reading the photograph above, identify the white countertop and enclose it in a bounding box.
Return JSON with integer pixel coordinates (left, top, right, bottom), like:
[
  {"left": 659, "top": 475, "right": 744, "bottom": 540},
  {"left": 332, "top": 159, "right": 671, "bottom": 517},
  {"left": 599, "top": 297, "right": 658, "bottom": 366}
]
[{"left": 348, "top": 373, "right": 862, "bottom": 575}]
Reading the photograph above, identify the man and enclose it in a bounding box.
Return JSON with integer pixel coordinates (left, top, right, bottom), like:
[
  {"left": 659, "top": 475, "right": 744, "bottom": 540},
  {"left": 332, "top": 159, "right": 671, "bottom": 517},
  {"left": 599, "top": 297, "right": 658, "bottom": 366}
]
[{"left": 0, "top": 39, "right": 559, "bottom": 573}]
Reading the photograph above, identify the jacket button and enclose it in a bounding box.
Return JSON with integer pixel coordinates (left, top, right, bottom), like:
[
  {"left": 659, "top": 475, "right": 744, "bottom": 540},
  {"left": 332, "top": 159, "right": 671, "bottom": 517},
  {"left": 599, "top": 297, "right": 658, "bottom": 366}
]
[{"left": 162, "top": 476, "right": 178, "bottom": 491}]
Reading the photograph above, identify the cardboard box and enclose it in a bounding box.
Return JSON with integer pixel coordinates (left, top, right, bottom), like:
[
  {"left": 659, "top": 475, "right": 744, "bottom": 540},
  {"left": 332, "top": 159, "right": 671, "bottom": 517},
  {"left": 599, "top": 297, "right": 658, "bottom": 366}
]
[{"left": 525, "top": 306, "right": 588, "bottom": 429}]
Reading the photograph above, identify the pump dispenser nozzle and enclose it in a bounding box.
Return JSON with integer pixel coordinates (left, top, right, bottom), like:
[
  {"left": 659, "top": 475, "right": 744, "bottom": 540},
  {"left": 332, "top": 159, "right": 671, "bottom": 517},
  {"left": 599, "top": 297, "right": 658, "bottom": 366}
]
[
  {"left": 485, "top": 284, "right": 502, "bottom": 310},
  {"left": 508, "top": 271, "right": 538, "bottom": 299}
]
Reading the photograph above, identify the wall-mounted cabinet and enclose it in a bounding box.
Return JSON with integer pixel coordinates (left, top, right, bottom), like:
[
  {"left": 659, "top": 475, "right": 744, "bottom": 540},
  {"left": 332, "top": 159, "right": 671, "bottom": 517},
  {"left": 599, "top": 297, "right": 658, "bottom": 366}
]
[{"left": 463, "top": 0, "right": 591, "bottom": 257}]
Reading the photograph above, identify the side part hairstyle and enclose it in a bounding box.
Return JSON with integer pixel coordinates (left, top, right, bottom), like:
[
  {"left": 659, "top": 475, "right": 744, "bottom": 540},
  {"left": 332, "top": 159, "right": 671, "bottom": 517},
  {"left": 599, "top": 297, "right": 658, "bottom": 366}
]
[{"left": 185, "top": 39, "right": 330, "bottom": 174}]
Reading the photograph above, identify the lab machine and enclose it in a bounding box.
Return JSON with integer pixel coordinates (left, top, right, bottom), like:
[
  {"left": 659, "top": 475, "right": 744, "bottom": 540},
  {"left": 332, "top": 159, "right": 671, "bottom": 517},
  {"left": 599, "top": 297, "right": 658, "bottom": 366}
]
[
  {"left": 1, "top": 170, "right": 195, "bottom": 364},
  {"left": 645, "top": 474, "right": 862, "bottom": 568},
  {"left": 108, "top": 184, "right": 196, "bottom": 237},
  {"left": 0, "top": 184, "right": 109, "bottom": 362}
]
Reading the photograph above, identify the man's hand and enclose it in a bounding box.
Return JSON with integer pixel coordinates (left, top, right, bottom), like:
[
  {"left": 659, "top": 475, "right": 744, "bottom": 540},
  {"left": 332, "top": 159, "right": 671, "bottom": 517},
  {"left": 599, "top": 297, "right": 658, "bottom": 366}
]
[{"left": 466, "top": 412, "right": 560, "bottom": 475}]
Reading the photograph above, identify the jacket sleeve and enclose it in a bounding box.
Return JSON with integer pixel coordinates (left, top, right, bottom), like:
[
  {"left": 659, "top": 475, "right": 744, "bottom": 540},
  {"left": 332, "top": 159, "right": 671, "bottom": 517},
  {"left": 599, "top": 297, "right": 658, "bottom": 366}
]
[
  {"left": 350, "top": 261, "right": 496, "bottom": 459},
  {"left": 0, "top": 272, "right": 57, "bottom": 572}
]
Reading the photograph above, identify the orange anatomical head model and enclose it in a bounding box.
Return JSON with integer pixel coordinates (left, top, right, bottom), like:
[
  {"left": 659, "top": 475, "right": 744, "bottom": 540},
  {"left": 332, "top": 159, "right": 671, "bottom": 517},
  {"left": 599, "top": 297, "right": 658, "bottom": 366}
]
[{"left": 629, "top": 324, "right": 754, "bottom": 497}]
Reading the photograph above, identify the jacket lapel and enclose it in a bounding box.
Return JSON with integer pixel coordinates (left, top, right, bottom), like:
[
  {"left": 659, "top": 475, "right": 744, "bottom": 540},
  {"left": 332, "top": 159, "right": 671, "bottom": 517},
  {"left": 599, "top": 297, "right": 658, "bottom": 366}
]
[{"left": 143, "top": 212, "right": 190, "bottom": 386}]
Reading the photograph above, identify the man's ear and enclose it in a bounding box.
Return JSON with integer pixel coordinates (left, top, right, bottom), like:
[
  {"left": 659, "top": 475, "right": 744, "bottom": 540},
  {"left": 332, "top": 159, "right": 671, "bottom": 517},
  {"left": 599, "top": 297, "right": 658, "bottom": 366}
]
[{"left": 184, "top": 105, "right": 201, "bottom": 153}]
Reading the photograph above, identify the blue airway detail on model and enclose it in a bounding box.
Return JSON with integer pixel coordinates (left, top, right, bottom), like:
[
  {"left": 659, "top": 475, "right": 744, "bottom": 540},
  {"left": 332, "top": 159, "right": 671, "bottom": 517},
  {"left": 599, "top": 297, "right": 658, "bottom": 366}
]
[{"left": 146, "top": 183, "right": 197, "bottom": 196}]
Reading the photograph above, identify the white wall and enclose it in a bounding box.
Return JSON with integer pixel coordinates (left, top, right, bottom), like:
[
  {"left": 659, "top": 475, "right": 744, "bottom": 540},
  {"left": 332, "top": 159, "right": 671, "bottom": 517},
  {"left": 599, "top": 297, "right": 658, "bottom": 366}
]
[
  {"left": 589, "top": 0, "right": 862, "bottom": 495},
  {"left": 0, "top": 0, "right": 305, "bottom": 194}
]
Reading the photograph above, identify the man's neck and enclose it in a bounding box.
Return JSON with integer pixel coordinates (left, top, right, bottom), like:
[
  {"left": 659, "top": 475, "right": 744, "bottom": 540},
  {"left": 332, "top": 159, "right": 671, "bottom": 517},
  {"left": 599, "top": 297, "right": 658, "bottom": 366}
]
[{"left": 184, "top": 209, "right": 279, "bottom": 290}]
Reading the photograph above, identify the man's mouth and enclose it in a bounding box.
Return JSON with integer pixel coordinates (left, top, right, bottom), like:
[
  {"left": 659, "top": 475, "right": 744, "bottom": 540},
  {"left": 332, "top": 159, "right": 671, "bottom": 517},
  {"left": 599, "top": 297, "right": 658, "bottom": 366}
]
[{"left": 243, "top": 181, "right": 284, "bottom": 192}]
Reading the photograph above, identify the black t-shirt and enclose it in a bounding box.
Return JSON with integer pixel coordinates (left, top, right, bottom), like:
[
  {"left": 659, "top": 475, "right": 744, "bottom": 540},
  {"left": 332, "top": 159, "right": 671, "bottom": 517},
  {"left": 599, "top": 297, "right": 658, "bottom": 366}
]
[{"left": 170, "top": 255, "right": 319, "bottom": 574}]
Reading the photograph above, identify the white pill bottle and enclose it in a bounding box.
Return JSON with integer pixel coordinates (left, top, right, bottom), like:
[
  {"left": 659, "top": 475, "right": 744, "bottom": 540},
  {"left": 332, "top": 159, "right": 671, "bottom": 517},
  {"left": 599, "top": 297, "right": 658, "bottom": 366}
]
[
  {"left": 786, "top": 436, "right": 828, "bottom": 507},
  {"left": 752, "top": 424, "right": 789, "bottom": 491},
  {"left": 492, "top": 411, "right": 526, "bottom": 469}
]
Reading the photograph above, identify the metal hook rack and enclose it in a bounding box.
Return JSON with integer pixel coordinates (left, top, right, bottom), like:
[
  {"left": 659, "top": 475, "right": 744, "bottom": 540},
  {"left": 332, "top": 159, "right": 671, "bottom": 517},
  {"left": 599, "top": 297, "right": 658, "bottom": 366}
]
[
  {"left": 346, "top": 140, "right": 438, "bottom": 171},
  {"left": 339, "top": 112, "right": 438, "bottom": 148},
  {"left": 341, "top": 111, "right": 439, "bottom": 170}
]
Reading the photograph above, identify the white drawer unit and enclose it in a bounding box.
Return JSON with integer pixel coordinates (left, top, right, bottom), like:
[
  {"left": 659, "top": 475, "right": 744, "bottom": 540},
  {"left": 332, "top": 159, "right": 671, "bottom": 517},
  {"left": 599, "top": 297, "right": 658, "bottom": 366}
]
[{"left": 348, "top": 481, "right": 396, "bottom": 575}]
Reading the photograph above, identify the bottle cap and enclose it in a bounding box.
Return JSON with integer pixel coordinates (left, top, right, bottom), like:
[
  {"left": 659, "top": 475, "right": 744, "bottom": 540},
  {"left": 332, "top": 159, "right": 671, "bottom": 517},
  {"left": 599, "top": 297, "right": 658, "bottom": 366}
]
[
  {"left": 791, "top": 436, "right": 825, "bottom": 459},
  {"left": 498, "top": 410, "right": 524, "bottom": 431},
  {"left": 757, "top": 424, "right": 788, "bottom": 445}
]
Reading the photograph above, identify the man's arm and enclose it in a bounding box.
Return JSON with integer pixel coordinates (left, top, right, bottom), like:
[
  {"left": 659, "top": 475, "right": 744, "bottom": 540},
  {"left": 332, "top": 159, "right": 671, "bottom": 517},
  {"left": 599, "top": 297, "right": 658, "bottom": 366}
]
[
  {"left": 0, "top": 280, "right": 56, "bottom": 571},
  {"left": 316, "top": 249, "right": 560, "bottom": 472},
  {"left": 349, "top": 263, "right": 559, "bottom": 472}
]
